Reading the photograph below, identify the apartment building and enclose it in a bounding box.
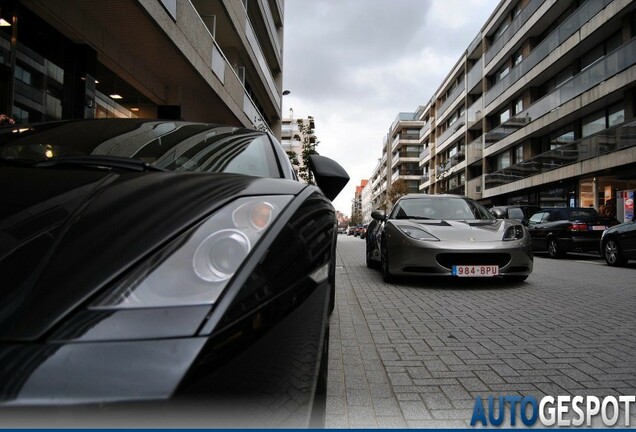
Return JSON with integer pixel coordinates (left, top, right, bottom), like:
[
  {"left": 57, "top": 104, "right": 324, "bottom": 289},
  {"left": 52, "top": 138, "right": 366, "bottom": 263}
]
[
  {"left": 0, "top": 0, "right": 285, "bottom": 137},
  {"left": 367, "top": 111, "right": 425, "bottom": 215},
  {"left": 371, "top": 0, "right": 636, "bottom": 219},
  {"left": 280, "top": 112, "right": 316, "bottom": 180}
]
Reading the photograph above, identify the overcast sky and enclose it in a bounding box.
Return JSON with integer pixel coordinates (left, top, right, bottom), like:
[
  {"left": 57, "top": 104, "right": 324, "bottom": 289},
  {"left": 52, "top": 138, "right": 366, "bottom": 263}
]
[{"left": 282, "top": 0, "right": 501, "bottom": 216}]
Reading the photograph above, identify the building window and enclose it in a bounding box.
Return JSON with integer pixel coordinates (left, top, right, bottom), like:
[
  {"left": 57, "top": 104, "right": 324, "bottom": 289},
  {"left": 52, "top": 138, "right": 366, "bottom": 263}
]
[
  {"left": 582, "top": 112, "right": 605, "bottom": 137},
  {"left": 514, "top": 144, "right": 524, "bottom": 163},
  {"left": 608, "top": 103, "right": 625, "bottom": 127},
  {"left": 513, "top": 98, "right": 523, "bottom": 116},
  {"left": 495, "top": 151, "right": 511, "bottom": 171},
  {"left": 499, "top": 108, "right": 511, "bottom": 124}
]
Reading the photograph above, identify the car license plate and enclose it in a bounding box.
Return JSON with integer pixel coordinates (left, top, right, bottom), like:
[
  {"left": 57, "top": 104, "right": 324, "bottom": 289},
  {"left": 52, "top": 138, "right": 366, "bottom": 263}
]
[
  {"left": 591, "top": 225, "right": 607, "bottom": 231},
  {"left": 452, "top": 265, "right": 499, "bottom": 277}
]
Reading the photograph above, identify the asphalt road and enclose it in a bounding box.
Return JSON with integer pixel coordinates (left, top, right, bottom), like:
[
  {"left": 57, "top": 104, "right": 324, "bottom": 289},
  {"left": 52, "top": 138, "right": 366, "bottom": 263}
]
[{"left": 326, "top": 235, "right": 636, "bottom": 428}]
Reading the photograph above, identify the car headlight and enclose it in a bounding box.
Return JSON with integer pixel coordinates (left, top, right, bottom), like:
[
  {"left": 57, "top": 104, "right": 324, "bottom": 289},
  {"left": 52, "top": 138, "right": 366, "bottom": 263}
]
[
  {"left": 503, "top": 225, "right": 524, "bottom": 241},
  {"left": 396, "top": 224, "right": 439, "bottom": 241},
  {"left": 92, "top": 195, "right": 292, "bottom": 309}
]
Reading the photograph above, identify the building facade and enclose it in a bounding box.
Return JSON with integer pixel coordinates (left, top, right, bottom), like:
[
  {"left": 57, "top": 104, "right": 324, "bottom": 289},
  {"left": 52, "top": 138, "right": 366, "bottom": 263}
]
[
  {"left": 0, "top": 0, "right": 285, "bottom": 137},
  {"left": 280, "top": 112, "right": 316, "bottom": 180},
  {"left": 367, "top": 0, "right": 636, "bottom": 220}
]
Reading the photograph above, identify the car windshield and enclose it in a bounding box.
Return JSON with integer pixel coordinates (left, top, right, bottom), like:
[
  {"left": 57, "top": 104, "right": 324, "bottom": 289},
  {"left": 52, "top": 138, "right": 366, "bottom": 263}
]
[
  {"left": 392, "top": 197, "right": 495, "bottom": 221},
  {"left": 0, "top": 119, "right": 281, "bottom": 178}
]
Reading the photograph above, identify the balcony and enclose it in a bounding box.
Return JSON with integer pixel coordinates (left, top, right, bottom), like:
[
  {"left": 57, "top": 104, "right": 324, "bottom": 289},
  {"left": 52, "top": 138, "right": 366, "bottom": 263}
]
[
  {"left": 485, "top": 38, "right": 636, "bottom": 149},
  {"left": 485, "top": 0, "right": 612, "bottom": 107},
  {"left": 438, "top": 79, "right": 465, "bottom": 120},
  {"left": 484, "top": 0, "right": 545, "bottom": 66},
  {"left": 484, "top": 120, "right": 636, "bottom": 189},
  {"left": 467, "top": 60, "right": 483, "bottom": 93},
  {"left": 466, "top": 136, "right": 483, "bottom": 165},
  {"left": 467, "top": 96, "right": 483, "bottom": 128},
  {"left": 245, "top": 17, "right": 280, "bottom": 111},
  {"left": 419, "top": 119, "right": 433, "bottom": 140},
  {"left": 419, "top": 146, "right": 431, "bottom": 161},
  {"left": 437, "top": 118, "right": 466, "bottom": 148}
]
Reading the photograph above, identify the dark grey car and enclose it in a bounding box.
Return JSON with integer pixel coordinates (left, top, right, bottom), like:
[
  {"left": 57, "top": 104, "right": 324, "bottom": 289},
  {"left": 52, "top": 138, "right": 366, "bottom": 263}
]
[{"left": 366, "top": 194, "right": 533, "bottom": 283}]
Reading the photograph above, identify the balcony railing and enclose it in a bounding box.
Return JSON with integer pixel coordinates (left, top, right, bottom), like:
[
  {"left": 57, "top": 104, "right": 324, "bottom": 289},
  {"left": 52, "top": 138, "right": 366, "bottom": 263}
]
[
  {"left": 467, "top": 96, "right": 483, "bottom": 127},
  {"left": 438, "top": 79, "right": 465, "bottom": 119},
  {"left": 419, "top": 120, "right": 432, "bottom": 140},
  {"left": 485, "top": 120, "right": 636, "bottom": 189},
  {"left": 485, "top": 38, "right": 636, "bottom": 148},
  {"left": 260, "top": 0, "right": 282, "bottom": 59},
  {"left": 466, "top": 135, "right": 483, "bottom": 165},
  {"left": 485, "top": 0, "right": 545, "bottom": 65},
  {"left": 420, "top": 146, "right": 431, "bottom": 160},
  {"left": 397, "top": 169, "right": 422, "bottom": 176},
  {"left": 467, "top": 59, "right": 483, "bottom": 93},
  {"left": 437, "top": 117, "right": 466, "bottom": 147},
  {"left": 245, "top": 17, "right": 280, "bottom": 111},
  {"left": 485, "top": 0, "right": 612, "bottom": 107}
]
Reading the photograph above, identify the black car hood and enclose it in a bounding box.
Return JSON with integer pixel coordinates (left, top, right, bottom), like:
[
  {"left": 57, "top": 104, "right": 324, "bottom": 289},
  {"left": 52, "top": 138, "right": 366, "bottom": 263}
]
[{"left": 0, "top": 166, "right": 304, "bottom": 341}]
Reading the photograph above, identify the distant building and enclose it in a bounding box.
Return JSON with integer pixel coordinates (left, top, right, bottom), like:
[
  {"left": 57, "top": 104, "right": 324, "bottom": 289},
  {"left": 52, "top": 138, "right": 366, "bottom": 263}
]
[
  {"left": 280, "top": 113, "right": 317, "bottom": 181},
  {"left": 0, "top": 0, "right": 285, "bottom": 137},
  {"left": 351, "top": 179, "right": 368, "bottom": 222}
]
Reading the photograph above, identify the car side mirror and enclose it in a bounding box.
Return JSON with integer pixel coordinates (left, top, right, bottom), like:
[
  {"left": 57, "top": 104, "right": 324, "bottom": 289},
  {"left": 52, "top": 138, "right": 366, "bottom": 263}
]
[
  {"left": 308, "top": 154, "right": 349, "bottom": 201},
  {"left": 371, "top": 209, "right": 386, "bottom": 221},
  {"left": 491, "top": 209, "right": 505, "bottom": 219}
]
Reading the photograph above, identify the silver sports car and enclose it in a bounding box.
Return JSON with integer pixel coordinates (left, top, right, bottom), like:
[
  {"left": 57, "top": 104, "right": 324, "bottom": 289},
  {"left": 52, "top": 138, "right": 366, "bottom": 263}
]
[{"left": 366, "top": 194, "right": 533, "bottom": 282}]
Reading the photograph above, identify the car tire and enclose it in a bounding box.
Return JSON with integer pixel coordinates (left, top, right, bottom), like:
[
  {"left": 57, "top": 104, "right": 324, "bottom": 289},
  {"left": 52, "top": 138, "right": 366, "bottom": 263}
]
[
  {"left": 503, "top": 275, "right": 528, "bottom": 282},
  {"left": 547, "top": 238, "right": 564, "bottom": 258},
  {"left": 380, "top": 243, "right": 393, "bottom": 283},
  {"left": 603, "top": 238, "right": 627, "bottom": 267}
]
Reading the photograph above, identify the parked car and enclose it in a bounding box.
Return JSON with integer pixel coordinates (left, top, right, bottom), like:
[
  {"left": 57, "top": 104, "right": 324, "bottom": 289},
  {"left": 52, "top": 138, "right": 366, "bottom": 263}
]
[
  {"left": 347, "top": 226, "right": 356, "bottom": 235},
  {"left": 338, "top": 226, "right": 347, "bottom": 234},
  {"left": 357, "top": 224, "right": 368, "bottom": 239},
  {"left": 526, "top": 207, "right": 618, "bottom": 258},
  {"left": 600, "top": 215, "right": 636, "bottom": 266},
  {"left": 366, "top": 194, "right": 533, "bottom": 282},
  {"left": 0, "top": 119, "right": 349, "bottom": 427},
  {"left": 490, "top": 205, "right": 541, "bottom": 225}
]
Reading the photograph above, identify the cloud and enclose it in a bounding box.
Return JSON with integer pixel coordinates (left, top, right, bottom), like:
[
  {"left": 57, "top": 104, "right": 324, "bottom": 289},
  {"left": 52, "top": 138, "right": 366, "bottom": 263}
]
[{"left": 283, "top": 0, "right": 500, "bottom": 215}]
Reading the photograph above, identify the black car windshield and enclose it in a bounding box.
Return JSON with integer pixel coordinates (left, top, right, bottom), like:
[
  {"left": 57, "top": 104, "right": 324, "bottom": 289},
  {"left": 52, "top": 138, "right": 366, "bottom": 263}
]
[
  {"left": 0, "top": 119, "right": 281, "bottom": 177},
  {"left": 392, "top": 197, "right": 495, "bottom": 221}
]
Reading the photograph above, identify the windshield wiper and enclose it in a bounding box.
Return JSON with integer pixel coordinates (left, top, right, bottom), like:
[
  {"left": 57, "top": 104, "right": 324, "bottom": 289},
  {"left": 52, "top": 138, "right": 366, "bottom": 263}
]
[{"left": 32, "top": 155, "right": 166, "bottom": 172}]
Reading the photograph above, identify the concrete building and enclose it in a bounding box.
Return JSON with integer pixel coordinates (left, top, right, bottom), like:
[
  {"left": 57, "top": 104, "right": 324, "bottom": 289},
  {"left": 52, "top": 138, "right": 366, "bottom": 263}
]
[
  {"left": 371, "top": 0, "right": 636, "bottom": 218},
  {"left": 280, "top": 112, "right": 316, "bottom": 180},
  {"left": 351, "top": 179, "right": 368, "bottom": 222},
  {"left": 0, "top": 0, "right": 285, "bottom": 137}
]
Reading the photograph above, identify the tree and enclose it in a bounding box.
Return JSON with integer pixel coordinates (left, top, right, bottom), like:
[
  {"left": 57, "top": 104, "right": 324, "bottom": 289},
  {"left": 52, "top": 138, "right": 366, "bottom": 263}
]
[
  {"left": 297, "top": 116, "right": 318, "bottom": 184},
  {"left": 286, "top": 150, "right": 299, "bottom": 168},
  {"left": 349, "top": 211, "right": 362, "bottom": 226},
  {"left": 387, "top": 179, "right": 409, "bottom": 205}
]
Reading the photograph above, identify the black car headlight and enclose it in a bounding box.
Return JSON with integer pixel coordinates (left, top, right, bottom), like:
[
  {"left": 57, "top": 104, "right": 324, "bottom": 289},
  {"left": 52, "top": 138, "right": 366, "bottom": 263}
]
[
  {"left": 92, "top": 195, "right": 292, "bottom": 309},
  {"left": 503, "top": 225, "right": 524, "bottom": 241},
  {"left": 396, "top": 224, "right": 439, "bottom": 241}
]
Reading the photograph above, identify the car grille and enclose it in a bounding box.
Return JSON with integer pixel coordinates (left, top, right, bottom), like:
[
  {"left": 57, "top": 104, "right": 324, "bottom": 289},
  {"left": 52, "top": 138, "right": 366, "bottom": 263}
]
[{"left": 436, "top": 253, "right": 511, "bottom": 269}]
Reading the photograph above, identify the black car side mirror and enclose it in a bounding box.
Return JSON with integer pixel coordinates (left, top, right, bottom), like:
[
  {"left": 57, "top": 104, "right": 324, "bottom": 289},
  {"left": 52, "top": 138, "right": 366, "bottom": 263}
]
[
  {"left": 371, "top": 209, "right": 386, "bottom": 221},
  {"left": 308, "top": 154, "right": 349, "bottom": 201},
  {"left": 491, "top": 209, "right": 505, "bottom": 219}
]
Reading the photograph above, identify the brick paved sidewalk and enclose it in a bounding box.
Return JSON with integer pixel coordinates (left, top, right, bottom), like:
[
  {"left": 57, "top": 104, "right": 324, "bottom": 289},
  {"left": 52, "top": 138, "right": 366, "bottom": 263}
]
[{"left": 326, "top": 236, "right": 636, "bottom": 428}]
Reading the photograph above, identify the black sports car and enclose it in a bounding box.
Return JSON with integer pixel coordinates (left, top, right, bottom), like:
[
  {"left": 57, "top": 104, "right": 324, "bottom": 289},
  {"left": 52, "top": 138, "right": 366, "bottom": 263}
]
[
  {"left": 600, "top": 216, "right": 636, "bottom": 266},
  {"left": 0, "top": 119, "right": 348, "bottom": 427}
]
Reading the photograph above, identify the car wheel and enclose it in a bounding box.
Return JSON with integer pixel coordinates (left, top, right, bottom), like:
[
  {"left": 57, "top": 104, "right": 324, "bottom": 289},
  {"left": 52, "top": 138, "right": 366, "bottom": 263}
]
[
  {"left": 380, "top": 243, "right": 393, "bottom": 283},
  {"left": 603, "top": 238, "right": 627, "bottom": 267},
  {"left": 547, "top": 238, "right": 564, "bottom": 258},
  {"left": 503, "top": 275, "right": 528, "bottom": 282}
]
